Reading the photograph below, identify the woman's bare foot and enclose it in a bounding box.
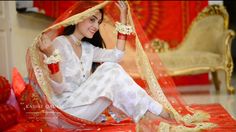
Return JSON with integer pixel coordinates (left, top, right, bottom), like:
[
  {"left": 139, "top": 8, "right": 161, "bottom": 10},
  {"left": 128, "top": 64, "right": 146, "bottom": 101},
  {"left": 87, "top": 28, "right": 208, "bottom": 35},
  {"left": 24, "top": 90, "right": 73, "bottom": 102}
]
[
  {"left": 159, "top": 108, "right": 172, "bottom": 119},
  {"left": 143, "top": 108, "right": 174, "bottom": 122}
]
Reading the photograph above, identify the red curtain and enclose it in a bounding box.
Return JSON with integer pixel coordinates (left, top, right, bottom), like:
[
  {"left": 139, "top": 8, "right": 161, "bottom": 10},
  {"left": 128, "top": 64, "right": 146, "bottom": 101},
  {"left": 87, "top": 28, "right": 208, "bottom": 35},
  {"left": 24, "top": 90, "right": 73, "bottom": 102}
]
[{"left": 33, "top": 1, "right": 76, "bottom": 18}]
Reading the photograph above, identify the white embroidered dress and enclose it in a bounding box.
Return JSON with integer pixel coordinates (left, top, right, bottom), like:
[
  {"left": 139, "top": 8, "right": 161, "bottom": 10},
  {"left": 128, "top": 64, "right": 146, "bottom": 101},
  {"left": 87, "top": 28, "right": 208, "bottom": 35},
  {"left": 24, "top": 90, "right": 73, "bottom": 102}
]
[{"left": 50, "top": 36, "right": 163, "bottom": 122}]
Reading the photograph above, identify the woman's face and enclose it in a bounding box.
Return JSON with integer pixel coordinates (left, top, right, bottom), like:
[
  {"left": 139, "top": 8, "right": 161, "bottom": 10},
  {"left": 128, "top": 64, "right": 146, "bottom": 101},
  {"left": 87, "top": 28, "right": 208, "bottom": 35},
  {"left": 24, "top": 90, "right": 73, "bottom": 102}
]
[{"left": 76, "top": 11, "right": 102, "bottom": 39}]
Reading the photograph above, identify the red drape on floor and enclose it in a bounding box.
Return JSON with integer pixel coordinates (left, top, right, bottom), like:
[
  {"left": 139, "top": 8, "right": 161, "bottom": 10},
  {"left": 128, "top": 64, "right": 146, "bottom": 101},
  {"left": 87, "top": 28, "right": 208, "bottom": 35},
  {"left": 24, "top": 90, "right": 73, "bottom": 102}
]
[
  {"left": 33, "top": 1, "right": 210, "bottom": 86},
  {"left": 6, "top": 104, "right": 236, "bottom": 131}
]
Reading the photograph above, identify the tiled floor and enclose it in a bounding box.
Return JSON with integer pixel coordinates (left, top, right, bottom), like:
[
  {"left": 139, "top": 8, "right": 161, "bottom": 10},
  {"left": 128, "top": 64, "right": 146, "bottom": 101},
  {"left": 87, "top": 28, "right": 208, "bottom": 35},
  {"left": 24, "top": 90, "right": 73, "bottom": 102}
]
[{"left": 178, "top": 70, "right": 236, "bottom": 120}]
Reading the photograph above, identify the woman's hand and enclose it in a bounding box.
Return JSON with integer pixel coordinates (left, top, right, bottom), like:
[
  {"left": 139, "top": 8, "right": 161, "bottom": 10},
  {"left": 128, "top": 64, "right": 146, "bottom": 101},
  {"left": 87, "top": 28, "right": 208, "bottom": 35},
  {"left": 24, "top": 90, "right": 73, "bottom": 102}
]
[
  {"left": 115, "top": 1, "right": 128, "bottom": 24},
  {"left": 38, "top": 33, "right": 55, "bottom": 57}
]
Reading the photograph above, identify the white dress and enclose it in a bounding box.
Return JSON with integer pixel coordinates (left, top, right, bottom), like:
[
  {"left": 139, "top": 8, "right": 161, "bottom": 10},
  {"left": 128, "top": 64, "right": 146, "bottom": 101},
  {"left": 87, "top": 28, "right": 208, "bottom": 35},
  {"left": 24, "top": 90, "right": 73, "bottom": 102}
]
[{"left": 50, "top": 36, "right": 163, "bottom": 123}]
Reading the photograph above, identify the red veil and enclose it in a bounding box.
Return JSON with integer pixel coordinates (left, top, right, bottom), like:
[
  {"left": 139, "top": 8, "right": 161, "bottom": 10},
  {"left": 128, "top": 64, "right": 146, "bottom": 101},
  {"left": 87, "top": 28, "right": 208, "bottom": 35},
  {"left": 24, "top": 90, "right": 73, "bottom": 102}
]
[{"left": 25, "top": 1, "right": 216, "bottom": 131}]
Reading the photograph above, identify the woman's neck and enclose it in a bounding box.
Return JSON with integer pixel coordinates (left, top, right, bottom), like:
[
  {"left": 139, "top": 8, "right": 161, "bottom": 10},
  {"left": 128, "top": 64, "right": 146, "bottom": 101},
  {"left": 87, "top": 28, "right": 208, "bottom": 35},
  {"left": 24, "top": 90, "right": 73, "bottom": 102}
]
[{"left": 72, "top": 32, "right": 83, "bottom": 41}]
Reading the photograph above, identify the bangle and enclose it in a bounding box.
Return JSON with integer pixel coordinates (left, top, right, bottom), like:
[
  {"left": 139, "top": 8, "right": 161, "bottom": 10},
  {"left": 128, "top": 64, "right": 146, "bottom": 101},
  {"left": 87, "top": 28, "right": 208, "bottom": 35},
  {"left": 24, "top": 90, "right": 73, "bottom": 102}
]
[
  {"left": 43, "top": 49, "right": 61, "bottom": 74},
  {"left": 117, "top": 32, "right": 127, "bottom": 40},
  {"left": 47, "top": 62, "right": 60, "bottom": 74},
  {"left": 115, "top": 22, "right": 133, "bottom": 35},
  {"left": 43, "top": 49, "right": 62, "bottom": 64}
]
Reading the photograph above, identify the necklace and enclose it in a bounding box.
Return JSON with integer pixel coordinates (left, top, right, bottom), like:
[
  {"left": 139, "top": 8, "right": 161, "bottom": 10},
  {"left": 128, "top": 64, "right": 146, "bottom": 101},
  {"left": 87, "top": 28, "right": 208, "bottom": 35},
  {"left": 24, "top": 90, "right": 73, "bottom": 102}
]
[{"left": 70, "top": 34, "right": 82, "bottom": 46}]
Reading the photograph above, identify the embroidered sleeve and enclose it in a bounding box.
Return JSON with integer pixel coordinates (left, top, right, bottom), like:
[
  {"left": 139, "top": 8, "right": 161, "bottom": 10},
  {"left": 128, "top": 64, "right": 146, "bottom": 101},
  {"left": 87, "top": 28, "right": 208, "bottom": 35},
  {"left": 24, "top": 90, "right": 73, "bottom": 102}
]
[{"left": 92, "top": 46, "right": 124, "bottom": 62}]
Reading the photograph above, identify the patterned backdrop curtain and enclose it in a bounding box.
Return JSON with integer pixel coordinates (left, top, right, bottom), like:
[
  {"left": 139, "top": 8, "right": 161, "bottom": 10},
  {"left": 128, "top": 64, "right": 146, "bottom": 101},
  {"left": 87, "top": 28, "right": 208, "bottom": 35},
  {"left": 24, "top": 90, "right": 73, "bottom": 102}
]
[{"left": 33, "top": 1, "right": 209, "bottom": 86}]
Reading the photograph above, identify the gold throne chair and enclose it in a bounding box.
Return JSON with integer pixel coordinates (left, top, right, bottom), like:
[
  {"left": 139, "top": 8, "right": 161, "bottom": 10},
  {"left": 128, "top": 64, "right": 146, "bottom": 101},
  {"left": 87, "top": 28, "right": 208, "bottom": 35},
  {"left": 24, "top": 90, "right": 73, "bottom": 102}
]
[{"left": 152, "top": 5, "right": 235, "bottom": 93}]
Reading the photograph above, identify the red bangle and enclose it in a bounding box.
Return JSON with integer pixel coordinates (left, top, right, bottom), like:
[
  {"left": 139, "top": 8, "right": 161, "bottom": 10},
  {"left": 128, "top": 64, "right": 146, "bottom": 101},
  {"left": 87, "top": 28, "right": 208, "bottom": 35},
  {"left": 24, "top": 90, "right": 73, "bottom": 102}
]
[
  {"left": 47, "top": 62, "right": 59, "bottom": 74},
  {"left": 117, "top": 32, "right": 127, "bottom": 40}
]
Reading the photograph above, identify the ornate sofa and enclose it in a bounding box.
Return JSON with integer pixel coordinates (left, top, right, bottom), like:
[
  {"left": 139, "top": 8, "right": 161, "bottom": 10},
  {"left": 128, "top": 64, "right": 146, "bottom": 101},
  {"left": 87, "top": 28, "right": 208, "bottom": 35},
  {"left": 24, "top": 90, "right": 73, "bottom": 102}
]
[{"left": 152, "top": 5, "right": 235, "bottom": 93}]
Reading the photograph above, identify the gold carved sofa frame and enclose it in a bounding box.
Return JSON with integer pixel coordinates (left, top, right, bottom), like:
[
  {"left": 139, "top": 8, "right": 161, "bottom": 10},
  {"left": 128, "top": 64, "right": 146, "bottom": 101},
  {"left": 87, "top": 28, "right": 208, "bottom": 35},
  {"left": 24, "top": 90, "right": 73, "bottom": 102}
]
[{"left": 152, "top": 5, "right": 235, "bottom": 94}]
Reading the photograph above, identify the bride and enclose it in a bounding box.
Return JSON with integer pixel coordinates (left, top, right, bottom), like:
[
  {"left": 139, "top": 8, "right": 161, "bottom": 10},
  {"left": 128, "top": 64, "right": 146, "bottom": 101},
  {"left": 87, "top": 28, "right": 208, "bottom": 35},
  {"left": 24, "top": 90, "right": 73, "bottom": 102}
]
[
  {"left": 27, "top": 1, "right": 216, "bottom": 131},
  {"left": 38, "top": 1, "right": 170, "bottom": 123}
]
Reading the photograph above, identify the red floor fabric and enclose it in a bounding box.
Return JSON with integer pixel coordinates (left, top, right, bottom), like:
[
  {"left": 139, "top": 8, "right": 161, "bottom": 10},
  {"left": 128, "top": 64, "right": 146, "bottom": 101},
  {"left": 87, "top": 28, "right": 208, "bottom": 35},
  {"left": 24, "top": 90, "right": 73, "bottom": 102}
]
[
  {"left": 5, "top": 116, "right": 135, "bottom": 132},
  {"left": 6, "top": 122, "right": 135, "bottom": 132},
  {"left": 5, "top": 104, "right": 236, "bottom": 131},
  {"left": 191, "top": 104, "right": 236, "bottom": 132},
  {"left": 5, "top": 121, "right": 135, "bottom": 132}
]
